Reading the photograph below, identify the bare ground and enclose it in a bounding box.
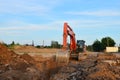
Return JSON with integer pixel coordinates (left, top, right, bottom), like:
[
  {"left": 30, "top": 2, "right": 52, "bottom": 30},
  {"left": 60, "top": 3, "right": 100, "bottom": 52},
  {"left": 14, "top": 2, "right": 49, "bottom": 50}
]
[{"left": 0, "top": 44, "right": 120, "bottom": 80}]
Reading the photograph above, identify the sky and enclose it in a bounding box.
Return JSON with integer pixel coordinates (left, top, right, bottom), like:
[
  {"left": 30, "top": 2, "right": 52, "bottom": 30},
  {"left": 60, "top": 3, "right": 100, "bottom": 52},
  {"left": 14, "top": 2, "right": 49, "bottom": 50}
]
[{"left": 0, "top": 0, "right": 120, "bottom": 46}]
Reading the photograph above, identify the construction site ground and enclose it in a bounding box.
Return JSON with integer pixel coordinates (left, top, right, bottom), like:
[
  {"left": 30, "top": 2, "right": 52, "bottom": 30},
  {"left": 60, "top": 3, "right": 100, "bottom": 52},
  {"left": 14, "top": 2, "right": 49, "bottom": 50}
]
[{"left": 0, "top": 44, "right": 120, "bottom": 80}]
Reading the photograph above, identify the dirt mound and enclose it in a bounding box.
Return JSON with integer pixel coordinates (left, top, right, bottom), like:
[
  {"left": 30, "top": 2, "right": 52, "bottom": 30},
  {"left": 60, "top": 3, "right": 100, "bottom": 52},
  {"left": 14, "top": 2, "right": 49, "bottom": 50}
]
[
  {"left": 20, "top": 54, "right": 35, "bottom": 65},
  {"left": 50, "top": 53, "right": 120, "bottom": 80},
  {"left": 0, "top": 44, "right": 45, "bottom": 80},
  {"left": 97, "top": 53, "right": 117, "bottom": 60}
]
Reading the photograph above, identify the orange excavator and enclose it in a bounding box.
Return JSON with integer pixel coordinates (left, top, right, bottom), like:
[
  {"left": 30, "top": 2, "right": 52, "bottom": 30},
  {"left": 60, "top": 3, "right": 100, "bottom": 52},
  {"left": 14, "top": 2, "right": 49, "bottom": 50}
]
[
  {"left": 56, "top": 23, "right": 85, "bottom": 63},
  {"left": 63, "top": 22, "right": 77, "bottom": 53}
]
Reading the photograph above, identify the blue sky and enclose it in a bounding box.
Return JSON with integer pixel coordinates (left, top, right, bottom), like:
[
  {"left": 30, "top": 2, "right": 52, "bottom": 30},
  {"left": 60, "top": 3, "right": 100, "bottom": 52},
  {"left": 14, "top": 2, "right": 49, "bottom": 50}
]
[{"left": 0, "top": 0, "right": 120, "bottom": 46}]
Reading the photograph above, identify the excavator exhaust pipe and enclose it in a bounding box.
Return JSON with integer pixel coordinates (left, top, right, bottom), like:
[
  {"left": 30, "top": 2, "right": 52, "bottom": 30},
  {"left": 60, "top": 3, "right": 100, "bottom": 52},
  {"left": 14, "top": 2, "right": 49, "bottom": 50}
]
[{"left": 56, "top": 50, "right": 70, "bottom": 65}]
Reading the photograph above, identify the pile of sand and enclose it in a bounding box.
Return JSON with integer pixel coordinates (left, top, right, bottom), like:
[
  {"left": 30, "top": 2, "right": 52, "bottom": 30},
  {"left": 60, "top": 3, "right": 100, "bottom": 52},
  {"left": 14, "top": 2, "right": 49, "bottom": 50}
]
[{"left": 0, "top": 44, "right": 45, "bottom": 80}]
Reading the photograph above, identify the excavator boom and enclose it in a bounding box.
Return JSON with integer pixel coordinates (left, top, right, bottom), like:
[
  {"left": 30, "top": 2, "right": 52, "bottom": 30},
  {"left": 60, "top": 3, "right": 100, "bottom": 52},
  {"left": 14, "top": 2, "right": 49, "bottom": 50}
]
[{"left": 63, "top": 23, "right": 76, "bottom": 52}]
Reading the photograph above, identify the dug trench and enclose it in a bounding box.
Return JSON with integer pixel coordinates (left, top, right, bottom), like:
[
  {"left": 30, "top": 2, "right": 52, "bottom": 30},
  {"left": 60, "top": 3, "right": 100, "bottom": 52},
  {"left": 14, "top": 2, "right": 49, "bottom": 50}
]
[
  {"left": 0, "top": 43, "right": 63, "bottom": 80},
  {"left": 0, "top": 43, "right": 120, "bottom": 80}
]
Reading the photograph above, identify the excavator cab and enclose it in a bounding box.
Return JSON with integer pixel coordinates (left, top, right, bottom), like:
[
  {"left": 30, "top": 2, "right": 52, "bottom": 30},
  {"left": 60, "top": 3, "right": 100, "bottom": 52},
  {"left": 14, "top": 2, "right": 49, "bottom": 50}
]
[{"left": 76, "top": 40, "right": 85, "bottom": 53}]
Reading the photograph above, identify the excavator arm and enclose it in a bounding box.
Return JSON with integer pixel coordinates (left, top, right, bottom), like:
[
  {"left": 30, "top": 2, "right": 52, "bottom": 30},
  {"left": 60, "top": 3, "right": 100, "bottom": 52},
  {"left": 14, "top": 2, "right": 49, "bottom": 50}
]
[{"left": 63, "top": 23, "right": 77, "bottom": 52}]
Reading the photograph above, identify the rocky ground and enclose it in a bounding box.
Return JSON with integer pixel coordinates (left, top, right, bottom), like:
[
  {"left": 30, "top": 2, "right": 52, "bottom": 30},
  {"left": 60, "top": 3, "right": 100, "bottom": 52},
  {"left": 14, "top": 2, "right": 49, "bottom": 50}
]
[
  {"left": 0, "top": 43, "right": 120, "bottom": 80},
  {"left": 50, "top": 53, "right": 120, "bottom": 80}
]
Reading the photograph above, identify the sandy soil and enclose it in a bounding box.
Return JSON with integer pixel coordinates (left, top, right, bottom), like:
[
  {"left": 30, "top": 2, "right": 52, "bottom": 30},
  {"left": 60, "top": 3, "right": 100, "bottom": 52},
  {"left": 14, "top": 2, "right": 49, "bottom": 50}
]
[{"left": 0, "top": 44, "right": 120, "bottom": 80}]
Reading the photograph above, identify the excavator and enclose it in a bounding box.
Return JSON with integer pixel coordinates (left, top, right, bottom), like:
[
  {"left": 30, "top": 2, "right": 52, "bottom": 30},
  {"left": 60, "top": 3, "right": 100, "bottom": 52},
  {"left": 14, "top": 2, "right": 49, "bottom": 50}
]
[{"left": 56, "top": 22, "right": 86, "bottom": 64}]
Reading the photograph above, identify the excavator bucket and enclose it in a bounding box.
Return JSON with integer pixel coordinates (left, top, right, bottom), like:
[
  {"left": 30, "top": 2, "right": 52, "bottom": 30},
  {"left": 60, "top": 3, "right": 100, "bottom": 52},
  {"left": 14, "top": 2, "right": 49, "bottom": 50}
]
[{"left": 56, "top": 50, "right": 70, "bottom": 65}]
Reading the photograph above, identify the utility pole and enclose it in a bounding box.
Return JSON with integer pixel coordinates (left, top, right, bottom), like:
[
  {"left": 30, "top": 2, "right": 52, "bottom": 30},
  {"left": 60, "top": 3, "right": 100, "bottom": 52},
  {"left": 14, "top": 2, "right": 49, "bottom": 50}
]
[
  {"left": 32, "top": 40, "right": 34, "bottom": 46},
  {"left": 43, "top": 40, "right": 44, "bottom": 48}
]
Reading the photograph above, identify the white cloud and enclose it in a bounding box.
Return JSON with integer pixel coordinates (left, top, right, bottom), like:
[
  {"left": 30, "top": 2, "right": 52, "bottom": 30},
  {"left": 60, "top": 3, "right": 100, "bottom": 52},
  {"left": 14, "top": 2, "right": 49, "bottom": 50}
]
[
  {"left": 0, "top": 18, "right": 120, "bottom": 38},
  {"left": 1, "top": 18, "right": 120, "bottom": 32},
  {"left": 0, "top": 23, "right": 60, "bottom": 31},
  {"left": 66, "top": 10, "right": 120, "bottom": 16},
  {"left": 0, "top": 0, "right": 61, "bottom": 16},
  {"left": 0, "top": 20, "right": 62, "bottom": 32},
  {"left": 50, "top": 19, "right": 120, "bottom": 28}
]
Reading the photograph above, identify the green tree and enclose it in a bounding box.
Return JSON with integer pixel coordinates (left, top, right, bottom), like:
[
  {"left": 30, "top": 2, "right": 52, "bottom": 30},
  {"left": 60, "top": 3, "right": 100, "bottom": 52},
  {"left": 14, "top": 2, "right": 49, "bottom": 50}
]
[
  {"left": 8, "top": 41, "right": 20, "bottom": 49},
  {"left": 87, "top": 45, "right": 93, "bottom": 51},
  {"left": 92, "top": 40, "right": 103, "bottom": 52},
  {"left": 101, "top": 37, "right": 116, "bottom": 49},
  {"left": 11, "top": 41, "right": 15, "bottom": 46}
]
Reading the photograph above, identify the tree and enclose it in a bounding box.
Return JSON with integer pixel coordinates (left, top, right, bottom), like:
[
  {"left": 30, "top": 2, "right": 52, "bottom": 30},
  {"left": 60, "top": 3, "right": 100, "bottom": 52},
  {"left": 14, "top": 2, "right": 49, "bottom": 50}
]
[
  {"left": 87, "top": 45, "right": 93, "bottom": 51},
  {"left": 11, "top": 41, "right": 15, "bottom": 46},
  {"left": 101, "top": 37, "right": 116, "bottom": 49},
  {"left": 8, "top": 41, "right": 15, "bottom": 48},
  {"left": 92, "top": 40, "right": 103, "bottom": 52},
  {"left": 92, "top": 37, "right": 116, "bottom": 52},
  {"left": 8, "top": 41, "right": 20, "bottom": 49}
]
